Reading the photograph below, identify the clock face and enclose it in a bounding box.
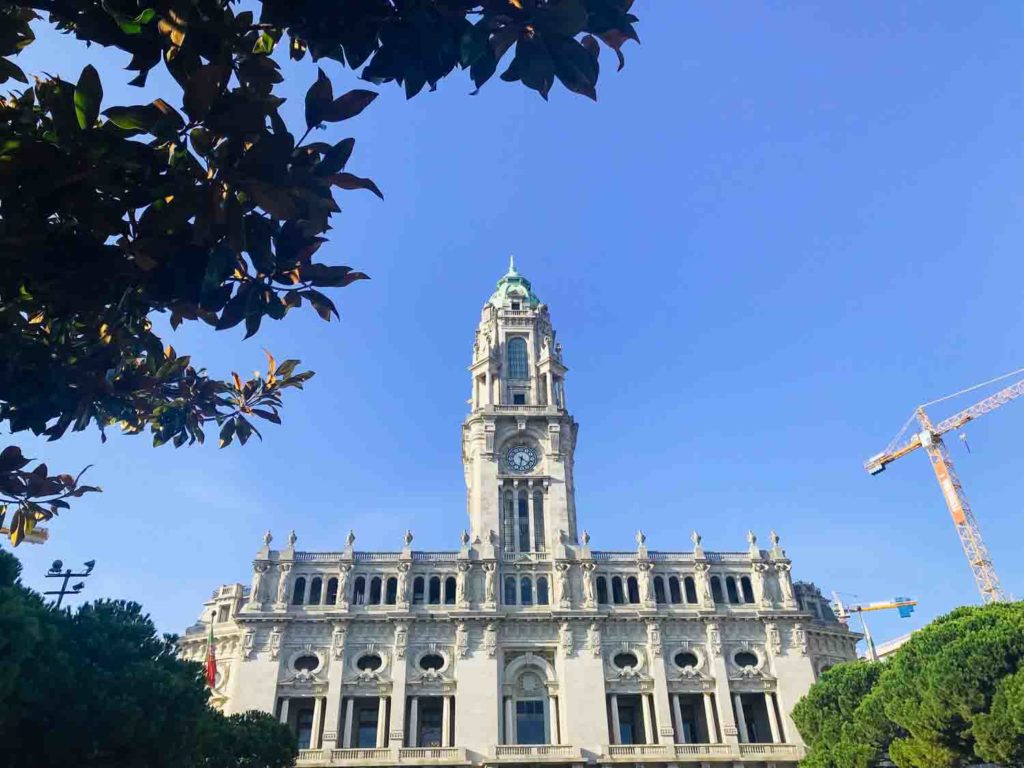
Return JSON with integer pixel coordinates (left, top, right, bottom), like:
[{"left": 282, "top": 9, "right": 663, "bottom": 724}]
[{"left": 506, "top": 445, "right": 538, "bottom": 473}]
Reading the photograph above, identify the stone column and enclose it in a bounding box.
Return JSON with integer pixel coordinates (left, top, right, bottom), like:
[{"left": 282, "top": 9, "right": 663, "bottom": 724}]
[
  {"left": 641, "top": 694, "right": 654, "bottom": 745},
  {"left": 342, "top": 699, "right": 354, "bottom": 748},
  {"left": 376, "top": 696, "right": 388, "bottom": 747},
  {"left": 546, "top": 373, "right": 554, "bottom": 407},
  {"left": 610, "top": 694, "right": 621, "bottom": 745},
  {"left": 671, "top": 694, "right": 684, "bottom": 744},
  {"left": 547, "top": 695, "right": 559, "bottom": 744},
  {"left": 278, "top": 697, "right": 290, "bottom": 725},
  {"left": 733, "top": 695, "right": 748, "bottom": 744},
  {"left": 504, "top": 696, "right": 515, "bottom": 745},
  {"left": 485, "top": 371, "right": 493, "bottom": 406},
  {"left": 706, "top": 622, "right": 739, "bottom": 747},
  {"left": 765, "top": 693, "right": 782, "bottom": 744},
  {"left": 442, "top": 695, "right": 452, "bottom": 747},
  {"left": 527, "top": 487, "right": 536, "bottom": 552},
  {"left": 703, "top": 693, "right": 718, "bottom": 743},
  {"left": 408, "top": 697, "right": 419, "bottom": 748},
  {"left": 312, "top": 696, "right": 324, "bottom": 749}
]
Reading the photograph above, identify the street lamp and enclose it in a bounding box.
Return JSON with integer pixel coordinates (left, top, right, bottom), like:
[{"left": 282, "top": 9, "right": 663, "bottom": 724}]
[{"left": 44, "top": 559, "right": 95, "bottom": 608}]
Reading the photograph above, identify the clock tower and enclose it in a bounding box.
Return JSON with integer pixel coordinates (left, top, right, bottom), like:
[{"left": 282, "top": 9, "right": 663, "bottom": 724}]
[{"left": 461, "top": 258, "right": 578, "bottom": 558}]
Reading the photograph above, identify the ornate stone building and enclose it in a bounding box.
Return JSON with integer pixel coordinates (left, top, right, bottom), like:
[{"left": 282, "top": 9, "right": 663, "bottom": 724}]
[{"left": 181, "top": 260, "right": 858, "bottom": 767}]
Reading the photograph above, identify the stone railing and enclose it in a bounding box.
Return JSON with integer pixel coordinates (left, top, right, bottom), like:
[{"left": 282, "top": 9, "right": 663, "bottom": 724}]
[
  {"left": 329, "top": 747, "right": 394, "bottom": 762},
  {"left": 605, "top": 744, "right": 671, "bottom": 759},
  {"left": 673, "top": 743, "right": 734, "bottom": 758},
  {"left": 296, "top": 748, "right": 325, "bottom": 764},
  {"left": 738, "top": 743, "right": 805, "bottom": 759},
  {"left": 492, "top": 744, "right": 580, "bottom": 760},
  {"left": 296, "top": 552, "right": 344, "bottom": 563}
]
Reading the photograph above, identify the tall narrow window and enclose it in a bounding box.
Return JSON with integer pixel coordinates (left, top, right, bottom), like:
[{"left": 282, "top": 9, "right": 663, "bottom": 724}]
[
  {"left": 520, "top": 577, "right": 533, "bottom": 606},
  {"left": 517, "top": 491, "right": 530, "bottom": 551},
  {"left": 385, "top": 577, "right": 398, "bottom": 605},
  {"left": 308, "top": 577, "right": 323, "bottom": 605},
  {"left": 668, "top": 576, "right": 682, "bottom": 604},
  {"left": 611, "top": 576, "right": 625, "bottom": 605},
  {"left": 532, "top": 491, "right": 545, "bottom": 551},
  {"left": 428, "top": 576, "right": 442, "bottom": 605},
  {"left": 507, "top": 337, "right": 528, "bottom": 379},
  {"left": 504, "top": 576, "right": 517, "bottom": 605},
  {"left": 292, "top": 577, "right": 307, "bottom": 605},
  {"left": 653, "top": 576, "right": 666, "bottom": 604},
  {"left": 597, "top": 576, "right": 609, "bottom": 604},
  {"left": 711, "top": 576, "right": 724, "bottom": 604},
  {"left": 352, "top": 576, "right": 366, "bottom": 605},
  {"left": 740, "top": 576, "right": 755, "bottom": 604},
  {"left": 684, "top": 576, "right": 698, "bottom": 604},
  {"left": 536, "top": 576, "right": 549, "bottom": 605},
  {"left": 626, "top": 576, "right": 640, "bottom": 604},
  {"left": 369, "top": 576, "right": 382, "bottom": 605},
  {"left": 516, "top": 700, "right": 546, "bottom": 745},
  {"left": 412, "top": 577, "right": 425, "bottom": 605},
  {"left": 296, "top": 706, "right": 315, "bottom": 749},
  {"left": 726, "top": 577, "right": 740, "bottom": 604},
  {"left": 502, "top": 490, "right": 515, "bottom": 552},
  {"left": 444, "top": 576, "right": 457, "bottom": 605},
  {"left": 326, "top": 577, "right": 339, "bottom": 605}
]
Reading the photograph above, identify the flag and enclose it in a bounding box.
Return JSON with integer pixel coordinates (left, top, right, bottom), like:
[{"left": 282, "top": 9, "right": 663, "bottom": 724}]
[{"left": 205, "top": 621, "right": 217, "bottom": 688}]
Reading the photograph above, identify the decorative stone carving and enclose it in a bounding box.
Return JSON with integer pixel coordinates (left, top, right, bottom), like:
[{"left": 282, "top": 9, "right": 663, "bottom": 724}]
[
  {"left": 287, "top": 530, "right": 297, "bottom": 548},
  {"left": 483, "top": 562, "right": 497, "bottom": 606},
  {"left": 646, "top": 620, "right": 662, "bottom": 656},
  {"left": 269, "top": 626, "right": 283, "bottom": 659},
  {"left": 775, "top": 561, "right": 796, "bottom": 608},
  {"left": 752, "top": 561, "right": 771, "bottom": 607},
  {"left": 331, "top": 624, "right": 346, "bottom": 660},
  {"left": 793, "top": 622, "right": 808, "bottom": 656},
  {"left": 262, "top": 530, "right": 272, "bottom": 547},
  {"left": 394, "top": 621, "right": 408, "bottom": 659},
  {"left": 249, "top": 561, "right": 269, "bottom": 608},
  {"left": 337, "top": 563, "right": 351, "bottom": 609},
  {"left": 554, "top": 562, "right": 571, "bottom": 608},
  {"left": 587, "top": 622, "right": 602, "bottom": 658},
  {"left": 637, "top": 561, "right": 653, "bottom": 606},
  {"left": 693, "top": 561, "right": 713, "bottom": 606},
  {"left": 705, "top": 622, "right": 721, "bottom": 657},
  {"left": 242, "top": 629, "right": 256, "bottom": 660},
  {"left": 396, "top": 562, "right": 410, "bottom": 607},
  {"left": 559, "top": 621, "right": 574, "bottom": 657},
  {"left": 455, "top": 622, "right": 469, "bottom": 658},
  {"left": 691, "top": 530, "right": 704, "bottom": 557},
  {"left": 581, "top": 562, "right": 596, "bottom": 608},
  {"left": 483, "top": 623, "right": 498, "bottom": 658},
  {"left": 275, "top": 563, "right": 292, "bottom": 607},
  {"left": 766, "top": 622, "right": 782, "bottom": 654},
  {"left": 456, "top": 561, "right": 470, "bottom": 607}
]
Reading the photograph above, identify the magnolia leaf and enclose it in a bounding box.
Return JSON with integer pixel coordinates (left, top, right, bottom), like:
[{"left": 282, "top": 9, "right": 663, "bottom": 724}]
[
  {"left": 304, "top": 68, "right": 334, "bottom": 129},
  {"left": 321, "top": 90, "right": 377, "bottom": 122},
  {"left": 328, "top": 173, "right": 383, "bottom": 199}
]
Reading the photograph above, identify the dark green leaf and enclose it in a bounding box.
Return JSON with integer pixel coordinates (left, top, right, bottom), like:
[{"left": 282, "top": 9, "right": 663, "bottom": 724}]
[
  {"left": 322, "top": 89, "right": 377, "bottom": 122},
  {"left": 304, "top": 68, "right": 334, "bottom": 129},
  {"left": 328, "top": 173, "right": 383, "bottom": 199}
]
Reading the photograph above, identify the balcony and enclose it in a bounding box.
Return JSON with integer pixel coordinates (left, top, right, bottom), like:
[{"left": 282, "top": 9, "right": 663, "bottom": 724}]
[
  {"left": 738, "top": 743, "right": 805, "bottom": 760},
  {"left": 398, "top": 747, "right": 470, "bottom": 765},
  {"left": 328, "top": 748, "right": 394, "bottom": 764},
  {"left": 603, "top": 744, "right": 672, "bottom": 761},
  {"left": 602, "top": 743, "right": 804, "bottom": 763},
  {"left": 672, "top": 743, "right": 735, "bottom": 759},
  {"left": 490, "top": 745, "right": 584, "bottom": 763}
]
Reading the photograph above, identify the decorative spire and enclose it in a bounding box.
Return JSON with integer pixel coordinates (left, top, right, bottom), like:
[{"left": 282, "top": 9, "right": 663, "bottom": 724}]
[
  {"left": 262, "top": 530, "right": 272, "bottom": 547},
  {"left": 345, "top": 530, "right": 356, "bottom": 547},
  {"left": 508, "top": 254, "right": 517, "bottom": 275},
  {"left": 635, "top": 529, "right": 646, "bottom": 546},
  {"left": 403, "top": 529, "right": 414, "bottom": 547},
  {"left": 287, "top": 530, "right": 297, "bottom": 547}
]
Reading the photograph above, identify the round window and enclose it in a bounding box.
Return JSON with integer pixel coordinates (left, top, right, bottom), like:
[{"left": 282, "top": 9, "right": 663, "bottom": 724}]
[
  {"left": 613, "top": 651, "right": 639, "bottom": 670},
  {"left": 418, "top": 653, "right": 445, "bottom": 672},
  {"left": 734, "top": 651, "right": 758, "bottom": 669},
  {"left": 674, "top": 651, "right": 699, "bottom": 669},
  {"left": 356, "top": 653, "right": 383, "bottom": 671},
  {"left": 293, "top": 654, "right": 319, "bottom": 672}
]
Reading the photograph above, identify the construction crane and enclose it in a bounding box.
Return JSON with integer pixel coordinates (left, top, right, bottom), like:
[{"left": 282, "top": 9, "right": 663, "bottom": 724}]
[
  {"left": 832, "top": 594, "right": 917, "bottom": 661},
  {"left": 864, "top": 369, "right": 1024, "bottom": 604}
]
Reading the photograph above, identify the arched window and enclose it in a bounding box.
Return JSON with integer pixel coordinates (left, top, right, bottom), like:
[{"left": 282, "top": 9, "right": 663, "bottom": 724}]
[
  {"left": 385, "top": 577, "right": 398, "bottom": 605},
  {"left": 326, "top": 577, "right": 339, "bottom": 605},
  {"left": 536, "top": 576, "right": 549, "bottom": 605},
  {"left": 502, "top": 490, "right": 515, "bottom": 552},
  {"left": 292, "top": 576, "right": 307, "bottom": 605},
  {"left": 308, "top": 577, "right": 323, "bottom": 605},
  {"left": 428, "top": 576, "right": 442, "bottom": 605},
  {"left": 352, "top": 576, "right": 366, "bottom": 605},
  {"left": 684, "top": 576, "right": 698, "bottom": 604},
  {"left": 740, "top": 576, "right": 755, "bottom": 603},
  {"left": 504, "top": 576, "right": 518, "bottom": 605},
  {"left": 597, "top": 576, "right": 609, "bottom": 605},
  {"left": 517, "top": 491, "right": 530, "bottom": 552},
  {"left": 653, "top": 576, "right": 666, "bottom": 604},
  {"left": 444, "top": 576, "right": 457, "bottom": 605},
  {"left": 507, "top": 337, "right": 528, "bottom": 379},
  {"left": 532, "top": 491, "right": 545, "bottom": 551},
  {"left": 626, "top": 576, "right": 640, "bottom": 604},
  {"left": 611, "top": 576, "right": 625, "bottom": 605},
  {"left": 726, "top": 577, "right": 740, "bottom": 604},
  {"left": 668, "top": 576, "right": 682, "bottom": 604},
  {"left": 412, "top": 576, "right": 425, "bottom": 605},
  {"left": 711, "top": 576, "right": 724, "bottom": 604},
  {"left": 369, "top": 576, "right": 382, "bottom": 605},
  {"left": 520, "top": 577, "right": 534, "bottom": 606}
]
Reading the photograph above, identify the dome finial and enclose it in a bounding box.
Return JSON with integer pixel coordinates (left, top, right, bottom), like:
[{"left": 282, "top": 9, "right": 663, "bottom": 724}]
[{"left": 508, "top": 254, "right": 517, "bottom": 275}]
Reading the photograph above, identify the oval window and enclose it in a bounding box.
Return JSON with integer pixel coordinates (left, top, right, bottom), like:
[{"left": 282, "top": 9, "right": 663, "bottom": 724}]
[
  {"left": 419, "top": 653, "right": 445, "bottom": 672},
  {"left": 293, "top": 654, "right": 319, "bottom": 672},
  {"left": 356, "top": 653, "right": 383, "bottom": 671},
  {"left": 734, "top": 651, "right": 758, "bottom": 669},
  {"left": 613, "top": 651, "right": 639, "bottom": 670},
  {"left": 674, "top": 651, "right": 699, "bottom": 669}
]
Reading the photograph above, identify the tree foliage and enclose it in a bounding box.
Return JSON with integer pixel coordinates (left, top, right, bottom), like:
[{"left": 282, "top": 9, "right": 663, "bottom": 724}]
[
  {"left": 0, "top": 0, "right": 640, "bottom": 544},
  {"left": 0, "top": 547, "right": 296, "bottom": 768},
  {"left": 793, "top": 601, "right": 1024, "bottom": 768}
]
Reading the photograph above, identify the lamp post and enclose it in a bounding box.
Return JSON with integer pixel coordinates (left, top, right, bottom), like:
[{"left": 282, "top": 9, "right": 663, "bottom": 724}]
[{"left": 44, "top": 559, "right": 95, "bottom": 608}]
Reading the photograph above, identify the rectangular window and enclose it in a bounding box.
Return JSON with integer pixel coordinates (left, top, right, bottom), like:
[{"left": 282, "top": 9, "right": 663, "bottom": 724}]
[
  {"left": 417, "top": 698, "right": 443, "bottom": 747},
  {"left": 296, "top": 707, "right": 315, "bottom": 749},
  {"left": 516, "top": 700, "right": 546, "bottom": 745},
  {"left": 355, "top": 701, "right": 379, "bottom": 748},
  {"left": 513, "top": 393, "right": 526, "bottom": 405}
]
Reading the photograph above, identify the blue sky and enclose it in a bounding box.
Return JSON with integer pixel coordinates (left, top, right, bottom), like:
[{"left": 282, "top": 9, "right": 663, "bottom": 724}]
[{"left": 9, "top": 3, "right": 1024, "bottom": 648}]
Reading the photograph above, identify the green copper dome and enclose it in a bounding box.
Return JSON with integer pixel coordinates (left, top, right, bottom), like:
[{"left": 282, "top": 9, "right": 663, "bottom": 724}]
[{"left": 488, "top": 256, "right": 540, "bottom": 308}]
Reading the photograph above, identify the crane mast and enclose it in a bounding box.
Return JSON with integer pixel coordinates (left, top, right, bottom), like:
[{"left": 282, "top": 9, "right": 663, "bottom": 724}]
[{"left": 866, "top": 372, "right": 1022, "bottom": 605}]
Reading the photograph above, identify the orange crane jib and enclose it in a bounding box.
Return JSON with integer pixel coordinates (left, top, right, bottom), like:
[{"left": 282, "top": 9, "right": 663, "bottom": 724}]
[{"left": 865, "top": 375, "right": 1019, "bottom": 605}]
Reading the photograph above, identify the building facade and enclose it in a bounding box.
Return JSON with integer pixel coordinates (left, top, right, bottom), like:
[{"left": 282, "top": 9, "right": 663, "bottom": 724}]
[{"left": 181, "top": 261, "right": 858, "bottom": 768}]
